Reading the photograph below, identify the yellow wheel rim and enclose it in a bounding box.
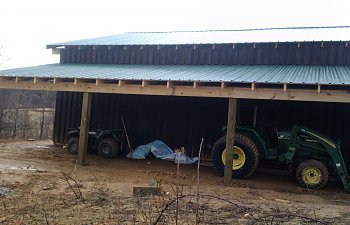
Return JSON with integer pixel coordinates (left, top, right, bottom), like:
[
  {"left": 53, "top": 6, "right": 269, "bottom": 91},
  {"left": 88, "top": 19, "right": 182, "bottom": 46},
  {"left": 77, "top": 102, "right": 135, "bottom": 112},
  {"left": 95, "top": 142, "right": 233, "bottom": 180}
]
[
  {"left": 221, "top": 146, "right": 246, "bottom": 170},
  {"left": 303, "top": 167, "right": 322, "bottom": 185}
]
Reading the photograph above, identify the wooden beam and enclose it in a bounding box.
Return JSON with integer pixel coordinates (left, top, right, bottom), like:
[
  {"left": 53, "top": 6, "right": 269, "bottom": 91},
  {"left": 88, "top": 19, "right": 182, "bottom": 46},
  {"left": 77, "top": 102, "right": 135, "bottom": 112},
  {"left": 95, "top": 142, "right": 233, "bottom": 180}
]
[
  {"left": 95, "top": 79, "right": 102, "bottom": 86},
  {"left": 78, "top": 92, "right": 92, "bottom": 166},
  {"left": 118, "top": 80, "right": 126, "bottom": 87},
  {"left": 317, "top": 85, "right": 321, "bottom": 93},
  {"left": 0, "top": 78, "right": 350, "bottom": 103},
  {"left": 142, "top": 80, "right": 150, "bottom": 88},
  {"left": 251, "top": 83, "right": 256, "bottom": 91},
  {"left": 74, "top": 78, "right": 80, "bottom": 85},
  {"left": 224, "top": 98, "right": 237, "bottom": 186},
  {"left": 283, "top": 84, "right": 287, "bottom": 92},
  {"left": 221, "top": 82, "right": 226, "bottom": 90},
  {"left": 167, "top": 81, "right": 173, "bottom": 88}
]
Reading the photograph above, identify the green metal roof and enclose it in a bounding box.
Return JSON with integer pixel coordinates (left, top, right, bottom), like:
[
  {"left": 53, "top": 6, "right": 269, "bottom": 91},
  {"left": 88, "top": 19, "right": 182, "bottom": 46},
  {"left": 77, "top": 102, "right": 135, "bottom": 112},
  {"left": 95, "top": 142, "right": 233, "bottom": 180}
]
[
  {"left": 0, "top": 64, "right": 349, "bottom": 85},
  {"left": 47, "top": 26, "right": 350, "bottom": 48}
]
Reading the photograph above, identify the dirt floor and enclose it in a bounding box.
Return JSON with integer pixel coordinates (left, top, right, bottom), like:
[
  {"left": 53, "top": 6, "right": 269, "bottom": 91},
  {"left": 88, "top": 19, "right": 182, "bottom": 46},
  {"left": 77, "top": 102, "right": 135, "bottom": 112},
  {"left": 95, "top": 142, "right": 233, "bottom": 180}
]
[{"left": 0, "top": 140, "right": 350, "bottom": 225}]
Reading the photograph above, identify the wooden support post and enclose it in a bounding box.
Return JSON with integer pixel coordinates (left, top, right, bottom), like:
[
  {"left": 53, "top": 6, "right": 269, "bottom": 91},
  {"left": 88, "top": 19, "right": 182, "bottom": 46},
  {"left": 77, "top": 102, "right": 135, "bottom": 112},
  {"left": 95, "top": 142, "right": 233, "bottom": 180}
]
[
  {"left": 78, "top": 92, "right": 92, "bottom": 166},
  {"left": 224, "top": 98, "right": 237, "bottom": 186}
]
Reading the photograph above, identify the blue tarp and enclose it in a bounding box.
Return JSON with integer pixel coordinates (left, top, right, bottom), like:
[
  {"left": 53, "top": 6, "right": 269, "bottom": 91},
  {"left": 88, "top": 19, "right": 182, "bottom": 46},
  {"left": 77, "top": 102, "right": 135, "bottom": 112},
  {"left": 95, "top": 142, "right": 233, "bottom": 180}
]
[{"left": 127, "top": 140, "right": 198, "bottom": 164}]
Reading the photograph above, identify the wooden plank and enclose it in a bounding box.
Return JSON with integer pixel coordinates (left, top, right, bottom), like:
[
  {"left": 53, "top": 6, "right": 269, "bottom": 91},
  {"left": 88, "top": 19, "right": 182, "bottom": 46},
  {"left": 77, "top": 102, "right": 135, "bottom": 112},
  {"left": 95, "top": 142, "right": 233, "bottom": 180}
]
[
  {"left": 224, "top": 98, "right": 237, "bottom": 185},
  {"left": 0, "top": 79, "right": 350, "bottom": 103},
  {"left": 167, "top": 81, "right": 173, "bottom": 88},
  {"left": 118, "top": 80, "right": 126, "bottom": 87},
  {"left": 78, "top": 92, "right": 92, "bottom": 166},
  {"left": 95, "top": 79, "right": 102, "bottom": 86},
  {"left": 251, "top": 83, "right": 256, "bottom": 91},
  {"left": 142, "top": 80, "right": 150, "bottom": 88},
  {"left": 221, "top": 82, "right": 226, "bottom": 90}
]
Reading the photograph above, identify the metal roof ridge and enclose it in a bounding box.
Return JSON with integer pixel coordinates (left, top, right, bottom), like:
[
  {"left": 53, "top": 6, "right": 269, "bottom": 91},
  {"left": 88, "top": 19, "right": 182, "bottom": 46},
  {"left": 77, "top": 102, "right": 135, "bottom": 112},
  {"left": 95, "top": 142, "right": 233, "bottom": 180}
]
[{"left": 126, "top": 26, "right": 350, "bottom": 34}]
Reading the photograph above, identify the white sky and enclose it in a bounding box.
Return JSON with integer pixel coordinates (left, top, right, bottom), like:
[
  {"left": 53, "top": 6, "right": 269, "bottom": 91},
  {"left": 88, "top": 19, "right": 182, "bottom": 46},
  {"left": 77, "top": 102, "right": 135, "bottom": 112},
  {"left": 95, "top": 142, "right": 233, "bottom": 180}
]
[{"left": 0, "top": 0, "right": 349, "bottom": 69}]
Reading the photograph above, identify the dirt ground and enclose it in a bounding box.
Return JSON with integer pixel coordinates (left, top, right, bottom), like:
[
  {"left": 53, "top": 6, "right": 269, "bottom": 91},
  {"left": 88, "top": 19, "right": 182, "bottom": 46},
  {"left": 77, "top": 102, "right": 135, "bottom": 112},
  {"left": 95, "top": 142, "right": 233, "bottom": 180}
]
[{"left": 0, "top": 140, "right": 350, "bottom": 225}]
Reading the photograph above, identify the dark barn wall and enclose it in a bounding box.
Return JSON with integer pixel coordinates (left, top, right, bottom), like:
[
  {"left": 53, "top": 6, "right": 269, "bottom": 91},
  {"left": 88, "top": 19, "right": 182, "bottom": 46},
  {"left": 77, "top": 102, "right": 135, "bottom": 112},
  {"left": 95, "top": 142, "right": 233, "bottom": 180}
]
[
  {"left": 60, "top": 42, "right": 350, "bottom": 66},
  {"left": 53, "top": 92, "right": 228, "bottom": 155},
  {"left": 250, "top": 100, "right": 350, "bottom": 165},
  {"left": 54, "top": 92, "right": 350, "bottom": 164}
]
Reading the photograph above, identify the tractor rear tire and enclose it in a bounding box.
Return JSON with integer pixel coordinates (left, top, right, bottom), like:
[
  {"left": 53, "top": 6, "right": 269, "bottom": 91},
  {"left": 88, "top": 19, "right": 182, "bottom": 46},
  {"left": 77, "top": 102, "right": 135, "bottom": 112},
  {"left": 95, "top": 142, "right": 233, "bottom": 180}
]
[
  {"left": 97, "top": 138, "right": 119, "bottom": 159},
  {"left": 211, "top": 133, "right": 260, "bottom": 179},
  {"left": 296, "top": 159, "right": 329, "bottom": 189},
  {"left": 67, "top": 137, "right": 79, "bottom": 154}
]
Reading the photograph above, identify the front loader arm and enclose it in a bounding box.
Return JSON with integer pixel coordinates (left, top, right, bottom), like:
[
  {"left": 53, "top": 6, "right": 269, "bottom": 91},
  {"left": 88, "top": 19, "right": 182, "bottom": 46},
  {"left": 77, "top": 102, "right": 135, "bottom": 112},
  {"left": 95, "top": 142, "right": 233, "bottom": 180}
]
[{"left": 290, "top": 126, "right": 350, "bottom": 192}]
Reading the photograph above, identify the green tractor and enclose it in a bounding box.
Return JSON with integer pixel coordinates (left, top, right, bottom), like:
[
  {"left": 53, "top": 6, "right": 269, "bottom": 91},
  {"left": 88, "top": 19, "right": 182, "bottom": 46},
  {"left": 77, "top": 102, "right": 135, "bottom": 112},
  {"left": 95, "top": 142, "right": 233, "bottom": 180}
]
[{"left": 212, "top": 125, "right": 350, "bottom": 192}]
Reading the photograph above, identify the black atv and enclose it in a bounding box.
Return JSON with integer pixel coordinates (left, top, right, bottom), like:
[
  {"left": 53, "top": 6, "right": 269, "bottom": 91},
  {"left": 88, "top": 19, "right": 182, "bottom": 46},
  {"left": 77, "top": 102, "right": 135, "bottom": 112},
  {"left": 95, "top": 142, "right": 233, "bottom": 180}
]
[{"left": 66, "top": 128, "right": 125, "bottom": 159}]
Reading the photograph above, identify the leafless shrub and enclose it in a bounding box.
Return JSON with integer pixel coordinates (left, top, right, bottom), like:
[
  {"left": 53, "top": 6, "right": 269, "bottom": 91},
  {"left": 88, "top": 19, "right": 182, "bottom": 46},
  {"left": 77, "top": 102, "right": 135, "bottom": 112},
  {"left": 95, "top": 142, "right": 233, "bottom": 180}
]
[{"left": 0, "top": 89, "right": 55, "bottom": 140}]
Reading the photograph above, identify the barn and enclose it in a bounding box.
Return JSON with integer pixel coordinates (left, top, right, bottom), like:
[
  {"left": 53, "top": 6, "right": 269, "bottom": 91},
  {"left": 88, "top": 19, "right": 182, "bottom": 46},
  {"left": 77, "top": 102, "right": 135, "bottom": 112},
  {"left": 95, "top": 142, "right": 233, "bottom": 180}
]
[{"left": 0, "top": 26, "right": 350, "bottom": 186}]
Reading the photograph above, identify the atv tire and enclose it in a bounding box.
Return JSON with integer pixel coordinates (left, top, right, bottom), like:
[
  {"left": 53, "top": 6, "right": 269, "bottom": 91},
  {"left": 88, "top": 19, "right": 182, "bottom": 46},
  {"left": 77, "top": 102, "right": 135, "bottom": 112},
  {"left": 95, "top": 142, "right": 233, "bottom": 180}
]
[
  {"left": 97, "top": 138, "right": 119, "bottom": 159},
  {"left": 211, "top": 133, "right": 260, "bottom": 179},
  {"left": 296, "top": 159, "right": 329, "bottom": 189},
  {"left": 67, "top": 137, "right": 79, "bottom": 154}
]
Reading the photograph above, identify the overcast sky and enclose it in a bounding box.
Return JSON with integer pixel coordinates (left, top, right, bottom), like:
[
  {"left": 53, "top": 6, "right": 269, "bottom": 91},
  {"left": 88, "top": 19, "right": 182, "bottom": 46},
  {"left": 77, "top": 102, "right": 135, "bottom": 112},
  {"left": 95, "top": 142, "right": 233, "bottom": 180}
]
[{"left": 0, "top": 0, "right": 349, "bottom": 68}]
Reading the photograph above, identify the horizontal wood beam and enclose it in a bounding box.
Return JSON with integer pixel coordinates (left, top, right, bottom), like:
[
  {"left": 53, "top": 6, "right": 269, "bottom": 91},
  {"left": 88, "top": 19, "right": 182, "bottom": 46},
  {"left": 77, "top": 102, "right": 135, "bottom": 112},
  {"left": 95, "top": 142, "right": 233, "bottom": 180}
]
[{"left": 0, "top": 78, "right": 349, "bottom": 103}]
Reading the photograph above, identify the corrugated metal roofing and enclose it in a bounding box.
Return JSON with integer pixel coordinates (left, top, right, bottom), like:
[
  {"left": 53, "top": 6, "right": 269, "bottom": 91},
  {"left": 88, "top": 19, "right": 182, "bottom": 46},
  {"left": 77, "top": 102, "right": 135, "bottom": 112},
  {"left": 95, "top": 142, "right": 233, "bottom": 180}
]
[
  {"left": 47, "top": 26, "right": 350, "bottom": 48},
  {"left": 1, "top": 64, "right": 350, "bottom": 85}
]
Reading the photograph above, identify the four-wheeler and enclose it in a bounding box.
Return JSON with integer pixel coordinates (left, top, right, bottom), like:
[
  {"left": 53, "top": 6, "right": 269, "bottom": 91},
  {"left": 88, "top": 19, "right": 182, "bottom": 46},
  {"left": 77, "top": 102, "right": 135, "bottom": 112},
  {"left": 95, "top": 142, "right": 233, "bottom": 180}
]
[
  {"left": 67, "top": 128, "right": 125, "bottom": 159},
  {"left": 212, "top": 125, "right": 350, "bottom": 192}
]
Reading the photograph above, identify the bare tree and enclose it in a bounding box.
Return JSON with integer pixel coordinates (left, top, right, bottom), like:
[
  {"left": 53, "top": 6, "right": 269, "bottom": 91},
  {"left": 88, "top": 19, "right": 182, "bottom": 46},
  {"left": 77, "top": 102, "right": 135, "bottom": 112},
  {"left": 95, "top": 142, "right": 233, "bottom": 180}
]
[{"left": 0, "top": 47, "right": 56, "bottom": 139}]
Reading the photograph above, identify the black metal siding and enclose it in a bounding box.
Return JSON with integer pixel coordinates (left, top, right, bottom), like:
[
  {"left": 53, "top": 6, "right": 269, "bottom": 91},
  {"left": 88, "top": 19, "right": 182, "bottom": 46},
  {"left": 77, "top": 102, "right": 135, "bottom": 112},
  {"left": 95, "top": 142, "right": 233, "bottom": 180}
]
[
  {"left": 53, "top": 92, "right": 350, "bottom": 164},
  {"left": 53, "top": 92, "right": 228, "bottom": 155},
  {"left": 60, "top": 42, "right": 350, "bottom": 66}
]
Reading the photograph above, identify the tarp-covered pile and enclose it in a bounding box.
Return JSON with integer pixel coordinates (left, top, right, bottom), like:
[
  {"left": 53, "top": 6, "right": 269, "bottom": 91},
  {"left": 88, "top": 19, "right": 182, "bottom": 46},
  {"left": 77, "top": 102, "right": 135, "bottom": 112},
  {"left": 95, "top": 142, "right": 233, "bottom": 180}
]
[{"left": 127, "top": 140, "right": 198, "bottom": 164}]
